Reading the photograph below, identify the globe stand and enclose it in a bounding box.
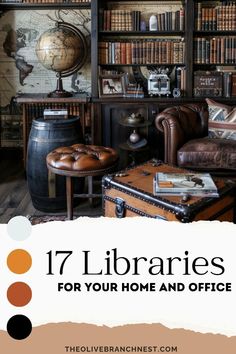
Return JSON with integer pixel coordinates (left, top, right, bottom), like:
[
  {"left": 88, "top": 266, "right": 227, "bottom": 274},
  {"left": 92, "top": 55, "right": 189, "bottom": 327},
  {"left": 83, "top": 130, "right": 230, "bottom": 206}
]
[
  {"left": 36, "top": 22, "right": 88, "bottom": 99},
  {"left": 48, "top": 72, "right": 72, "bottom": 98}
]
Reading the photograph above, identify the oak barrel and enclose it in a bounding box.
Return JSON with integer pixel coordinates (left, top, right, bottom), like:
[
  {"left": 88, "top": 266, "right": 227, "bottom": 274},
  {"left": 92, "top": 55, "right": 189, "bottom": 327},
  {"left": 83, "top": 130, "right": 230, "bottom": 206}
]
[{"left": 27, "top": 117, "right": 84, "bottom": 212}]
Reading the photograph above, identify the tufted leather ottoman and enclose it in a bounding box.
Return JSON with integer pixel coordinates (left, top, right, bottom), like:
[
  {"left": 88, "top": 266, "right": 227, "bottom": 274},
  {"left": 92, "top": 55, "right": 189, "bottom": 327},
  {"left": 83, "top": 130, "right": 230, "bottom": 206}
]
[{"left": 46, "top": 144, "right": 118, "bottom": 219}]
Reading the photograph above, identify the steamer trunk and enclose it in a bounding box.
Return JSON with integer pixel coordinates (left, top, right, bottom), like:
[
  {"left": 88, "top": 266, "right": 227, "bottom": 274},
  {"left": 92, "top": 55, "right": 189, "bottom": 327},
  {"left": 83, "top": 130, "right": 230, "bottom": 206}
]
[{"left": 102, "top": 161, "right": 236, "bottom": 222}]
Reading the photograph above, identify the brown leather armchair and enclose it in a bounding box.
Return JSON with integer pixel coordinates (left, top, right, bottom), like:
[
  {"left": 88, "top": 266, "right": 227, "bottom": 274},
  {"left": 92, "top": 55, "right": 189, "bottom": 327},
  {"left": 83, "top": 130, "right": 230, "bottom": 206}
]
[{"left": 155, "top": 103, "right": 236, "bottom": 176}]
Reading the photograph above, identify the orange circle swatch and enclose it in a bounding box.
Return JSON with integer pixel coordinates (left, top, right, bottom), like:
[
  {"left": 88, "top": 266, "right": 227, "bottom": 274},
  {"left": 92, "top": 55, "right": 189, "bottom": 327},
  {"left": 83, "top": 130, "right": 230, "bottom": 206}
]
[
  {"left": 7, "top": 282, "right": 32, "bottom": 307},
  {"left": 7, "top": 249, "right": 32, "bottom": 274}
]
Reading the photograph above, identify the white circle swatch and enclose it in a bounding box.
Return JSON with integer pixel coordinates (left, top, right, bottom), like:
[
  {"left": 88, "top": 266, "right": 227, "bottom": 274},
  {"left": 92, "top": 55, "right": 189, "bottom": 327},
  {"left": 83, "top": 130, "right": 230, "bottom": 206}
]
[{"left": 7, "top": 216, "right": 32, "bottom": 241}]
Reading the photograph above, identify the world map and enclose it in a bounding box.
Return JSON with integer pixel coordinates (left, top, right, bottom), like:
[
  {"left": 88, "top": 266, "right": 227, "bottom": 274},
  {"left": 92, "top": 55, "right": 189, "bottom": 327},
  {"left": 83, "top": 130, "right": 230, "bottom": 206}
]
[{"left": 0, "top": 9, "right": 91, "bottom": 109}]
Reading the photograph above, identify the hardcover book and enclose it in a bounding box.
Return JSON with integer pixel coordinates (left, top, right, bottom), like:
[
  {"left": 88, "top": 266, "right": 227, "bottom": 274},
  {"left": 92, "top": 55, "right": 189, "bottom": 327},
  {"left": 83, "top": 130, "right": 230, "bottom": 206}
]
[
  {"left": 231, "top": 73, "right": 236, "bottom": 96},
  {"left": 43, "top": 109, "right": 68, "bottom": 120}
]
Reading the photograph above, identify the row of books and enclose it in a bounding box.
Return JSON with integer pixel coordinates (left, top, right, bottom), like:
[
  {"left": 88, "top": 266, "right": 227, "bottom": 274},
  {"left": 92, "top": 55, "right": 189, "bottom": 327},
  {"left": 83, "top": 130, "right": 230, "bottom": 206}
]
[
  {"left": 101, "top": 10, "right": 141, "bottom": 31},
  {"left": 194, "top": 37, "right": 236, "bottom": 64},
  {"left": 222, "top": 71, "right": 236, "bottom": 97},
  {"left": 175, "top": 67, "right": 186, "bottom": 93},
  {"left": 195, "top": 2, "right": 236, "bottom": 31},
  {"left": 100, "top": 9, "right": 184, "bottom": 32},
  {"left": 99, "top": 40, "right": 185, "bottom": 65},
  {"left": 24, "top": 103, "right": 81, "bottom": 119},
  {"left": 150, "top": 9, "right": 184, "bottom": 32},
  {"left": 1, "top": 115, "right": 23, "bottom": 148}
]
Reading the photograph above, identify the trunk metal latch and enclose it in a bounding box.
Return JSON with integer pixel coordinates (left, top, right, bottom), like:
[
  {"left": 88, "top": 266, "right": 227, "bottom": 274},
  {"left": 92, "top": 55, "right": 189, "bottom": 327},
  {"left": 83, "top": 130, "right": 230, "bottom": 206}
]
[{"left": 115, "top": 197, "right": 125, "bottom": 218}]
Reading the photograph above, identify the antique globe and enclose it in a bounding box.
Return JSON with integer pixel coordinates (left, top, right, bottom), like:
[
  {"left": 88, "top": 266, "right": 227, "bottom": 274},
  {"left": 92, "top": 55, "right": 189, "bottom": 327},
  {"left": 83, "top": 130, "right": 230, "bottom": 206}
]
[{"left": 35, "top": 22, "right": 87, "bottom": 97}]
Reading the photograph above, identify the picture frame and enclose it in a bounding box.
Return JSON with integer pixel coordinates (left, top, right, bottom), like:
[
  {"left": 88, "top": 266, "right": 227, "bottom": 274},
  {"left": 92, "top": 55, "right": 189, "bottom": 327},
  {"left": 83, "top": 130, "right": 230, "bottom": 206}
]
[{"left": 98, "top": 74, "right": 126, "bottom": 98}]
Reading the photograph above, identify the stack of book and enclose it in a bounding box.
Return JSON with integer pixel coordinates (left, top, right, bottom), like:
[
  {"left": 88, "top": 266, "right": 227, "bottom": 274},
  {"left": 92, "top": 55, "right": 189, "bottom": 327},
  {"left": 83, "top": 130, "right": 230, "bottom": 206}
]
[
  {"left": 124, "top": 83, "right": 144, "bottom": 98},
  {"left": 43, "top": 109, "right": 68, "bottom": 120},
  {"left": 153, "top": 172, "right": 219, "bottom": 197}
]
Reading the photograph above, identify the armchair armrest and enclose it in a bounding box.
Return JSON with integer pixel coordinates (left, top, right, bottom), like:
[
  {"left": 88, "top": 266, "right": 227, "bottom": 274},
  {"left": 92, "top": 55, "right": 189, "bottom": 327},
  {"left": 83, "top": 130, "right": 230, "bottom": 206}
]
[{"left": 155, "top": 104, "right": 209, "bottom": 165}]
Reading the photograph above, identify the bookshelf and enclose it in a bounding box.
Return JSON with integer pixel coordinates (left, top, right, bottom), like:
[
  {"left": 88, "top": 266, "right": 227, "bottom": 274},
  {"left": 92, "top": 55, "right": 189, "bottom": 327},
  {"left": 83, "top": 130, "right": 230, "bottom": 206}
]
[
  {"left": 2, "top": 0, "right": 236, "bottom": 154},
  {"left": 91, "top": 0, "right": 236, "bottom": 101},
  {"left": 193, "top": 1, "right": 236, "bottom": 99},
  {"left": 91, "top": 0, "right": 187, "bottom": 99},
  {"left": 90, "top": 0, "right": 236, "bottom": 147},
  {"left": 91, "top": 0, "right": 190, "bottom": 150}
]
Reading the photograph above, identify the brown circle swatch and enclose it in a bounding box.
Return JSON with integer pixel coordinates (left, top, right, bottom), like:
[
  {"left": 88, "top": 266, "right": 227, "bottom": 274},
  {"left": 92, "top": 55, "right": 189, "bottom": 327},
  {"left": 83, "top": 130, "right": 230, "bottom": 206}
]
[
  {"left": 7, "top": 249, "right": 32, "bottom": 274},
  {"left": 7, "top": 282, "right": 32, "bottom": 307}
]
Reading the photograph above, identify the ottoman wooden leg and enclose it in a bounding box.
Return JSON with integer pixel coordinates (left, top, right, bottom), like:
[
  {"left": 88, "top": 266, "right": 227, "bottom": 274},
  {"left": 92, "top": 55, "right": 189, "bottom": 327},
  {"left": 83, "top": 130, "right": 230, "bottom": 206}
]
[
  {"left": 88, "top": 175, "right": 93, "bottom": 206},
  {"left": 66, "top": 176, "right": 73, "bottom": 220}
]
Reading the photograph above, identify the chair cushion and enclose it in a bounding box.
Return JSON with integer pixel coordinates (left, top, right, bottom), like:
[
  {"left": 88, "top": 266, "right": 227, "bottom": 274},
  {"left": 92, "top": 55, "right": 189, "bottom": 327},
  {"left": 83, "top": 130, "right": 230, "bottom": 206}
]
[
  {"left": 177, "top": 137, "right": 236, "bottom": 170},
  {"left": 206, "top": 98, "right": 236, "bottom": 140},
  {"left": 47, "top": 144, "right": 118, "bottom": 172}
]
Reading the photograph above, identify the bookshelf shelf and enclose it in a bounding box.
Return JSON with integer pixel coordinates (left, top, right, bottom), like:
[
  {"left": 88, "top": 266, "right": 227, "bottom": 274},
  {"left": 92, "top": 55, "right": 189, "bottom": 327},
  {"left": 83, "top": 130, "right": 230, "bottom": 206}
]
[
  {"left": 99, "top": 64, "right": 186, "bottom": 67},
  {"left": 92, "top": 96, "right": 236, "bottom": 104},
  {"left": 99, "top": 31, "right": 184, "bottom": 36},
  {"left": 0, "top": 2, "right": 91, "bottom": 9},
  {"left": 103, "top": 0, "right": 183, "bottom": 2},
  {"left": 194, "top": 31, "right": 236, "bottom": 36},
  {"left": 194, "top": 64, "right": 236, "bottom": 67}
]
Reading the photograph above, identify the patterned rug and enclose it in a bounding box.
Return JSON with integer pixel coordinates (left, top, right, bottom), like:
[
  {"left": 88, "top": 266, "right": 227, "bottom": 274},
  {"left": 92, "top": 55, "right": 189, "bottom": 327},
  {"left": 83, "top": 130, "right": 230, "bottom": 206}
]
[
  {"left": 28, "top": 215, "right": 69, "bottom": 225},
  {"left": 29, "top": 210, "right": 102, "bottom": 225}
]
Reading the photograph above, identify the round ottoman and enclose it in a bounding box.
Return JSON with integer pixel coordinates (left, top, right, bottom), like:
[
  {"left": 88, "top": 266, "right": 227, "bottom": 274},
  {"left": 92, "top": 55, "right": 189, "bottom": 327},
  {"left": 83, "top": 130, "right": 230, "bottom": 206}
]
[{"left": 46, "top": 144, "right": 119, "bottom": 219}]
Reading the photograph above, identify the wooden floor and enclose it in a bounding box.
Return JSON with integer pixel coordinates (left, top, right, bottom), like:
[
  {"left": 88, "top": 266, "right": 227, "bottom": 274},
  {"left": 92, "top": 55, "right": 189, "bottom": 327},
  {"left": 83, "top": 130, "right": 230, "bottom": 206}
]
[{"left": 0, "top": 156, "right": 103, "bottom": 224}]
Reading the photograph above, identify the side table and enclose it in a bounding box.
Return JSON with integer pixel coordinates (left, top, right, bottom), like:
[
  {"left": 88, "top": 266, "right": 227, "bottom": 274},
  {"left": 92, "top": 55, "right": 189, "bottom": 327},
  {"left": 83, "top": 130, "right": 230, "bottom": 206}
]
[
  {"left": 118, "top": 116, "right": 151, "bottom": 167},
  {"left": 15, "top": 93, "right": 89, "bottom": 168},
  {"left": 119, "top": 142, "right": 149, "bottom": 167}
]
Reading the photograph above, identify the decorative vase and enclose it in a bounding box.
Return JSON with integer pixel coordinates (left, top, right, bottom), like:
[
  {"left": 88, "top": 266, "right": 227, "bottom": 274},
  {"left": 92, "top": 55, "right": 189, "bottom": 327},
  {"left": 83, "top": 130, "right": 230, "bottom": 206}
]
[
  {"left": 149, "top": 15, "right": 157, "bottom": 31},
  {"left": 129, "top": 130, "right": 140, "bottom": 144}
]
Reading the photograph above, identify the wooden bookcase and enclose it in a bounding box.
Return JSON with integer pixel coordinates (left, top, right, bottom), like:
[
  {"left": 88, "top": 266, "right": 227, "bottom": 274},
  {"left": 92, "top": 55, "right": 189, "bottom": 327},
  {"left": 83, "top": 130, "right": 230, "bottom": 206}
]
[
  {"left": 90, "top": 0, "right": 236, "bottom": 147},
  {"left": 1, "top": 0, "right": 236, "bottom": 153},
  {"left": 92, "top": 0, "right": 190, "bottom": 99},
  {"left": 91, "top": 0, "right": 191, "bottom": 150}
]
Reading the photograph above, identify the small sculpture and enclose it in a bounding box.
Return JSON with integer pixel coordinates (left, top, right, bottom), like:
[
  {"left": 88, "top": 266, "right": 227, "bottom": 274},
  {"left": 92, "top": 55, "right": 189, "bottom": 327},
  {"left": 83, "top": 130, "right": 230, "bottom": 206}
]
[
  {"left": 148, "top": 67, "right": 171, "bottom": 97},
  {"left": 126, "top": 112, "right": 144, "bottom": 124},
  {"left": 129, "top": 130, "right": 140, "bottom": 144}
]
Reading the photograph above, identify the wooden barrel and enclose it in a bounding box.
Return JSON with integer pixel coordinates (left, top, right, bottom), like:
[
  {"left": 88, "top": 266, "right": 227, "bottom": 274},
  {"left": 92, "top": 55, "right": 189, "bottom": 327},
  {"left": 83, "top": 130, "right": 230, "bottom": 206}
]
[{"left": 26, "top": 117, "right": 84, "bottom": 212}]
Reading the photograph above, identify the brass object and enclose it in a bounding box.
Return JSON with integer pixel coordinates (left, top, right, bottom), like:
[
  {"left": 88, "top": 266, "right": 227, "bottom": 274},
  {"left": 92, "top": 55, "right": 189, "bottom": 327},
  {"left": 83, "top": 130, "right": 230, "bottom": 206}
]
[
  {"left": 125, "top": 113, "right": 144, "bottom": 124},
  {"left": 181, "top": 194, "right": 191, "bottom": 203},
  {"left": 115, "top": 173, "right": 129, "bottom": 177}
]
